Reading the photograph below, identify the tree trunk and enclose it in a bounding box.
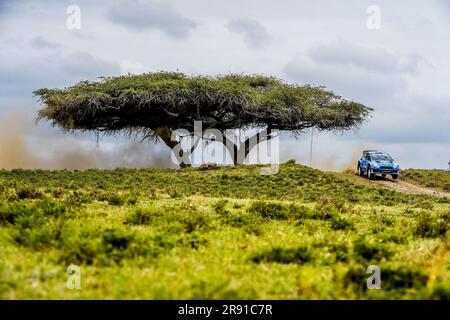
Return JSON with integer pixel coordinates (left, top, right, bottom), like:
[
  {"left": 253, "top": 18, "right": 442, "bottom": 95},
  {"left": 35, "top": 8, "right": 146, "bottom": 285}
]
[
  {"left": 155, "top": 126, "right": 203, "bottom": 168},
  {"left": 156, "top": 126, "right": 273, "bottom": 167},
  {"left": 223, "top": 129, "right": 272, "bottom": 165},
  {"left": 155, "top": 126, "right": 190, "bottom": 168}
]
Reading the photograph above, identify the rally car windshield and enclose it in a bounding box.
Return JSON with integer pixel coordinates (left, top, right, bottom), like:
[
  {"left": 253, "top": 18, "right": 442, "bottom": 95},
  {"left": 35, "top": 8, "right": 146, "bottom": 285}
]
[{"left": 371, "top": 153, "right": 393, "bottom": 161}]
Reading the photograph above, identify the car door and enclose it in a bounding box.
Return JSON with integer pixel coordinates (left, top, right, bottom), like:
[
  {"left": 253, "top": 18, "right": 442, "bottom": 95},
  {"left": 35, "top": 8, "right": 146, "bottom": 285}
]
[{"left": 361, "top": 153, "right": 370, "bottom": 171}]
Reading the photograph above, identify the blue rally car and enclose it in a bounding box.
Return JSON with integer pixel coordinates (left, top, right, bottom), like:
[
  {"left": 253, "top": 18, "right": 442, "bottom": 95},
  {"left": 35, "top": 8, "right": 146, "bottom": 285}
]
[{"left": 357, "top": 150, "right": 400, "bottom": 180}]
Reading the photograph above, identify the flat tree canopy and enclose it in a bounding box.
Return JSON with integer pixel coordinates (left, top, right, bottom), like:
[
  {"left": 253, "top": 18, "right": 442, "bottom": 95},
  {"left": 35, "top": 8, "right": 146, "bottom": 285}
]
[{"left": 34, "top": 72, "right": 372, "bottom": 165}]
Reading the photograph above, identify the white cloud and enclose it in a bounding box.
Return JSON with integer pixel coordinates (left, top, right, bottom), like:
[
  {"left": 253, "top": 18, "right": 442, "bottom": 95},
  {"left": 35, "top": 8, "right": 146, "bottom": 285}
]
[
  {"left": 284, "top": 54, "right": 408, "bottom": 104},
  {"left": 227, "top": 18, "right": 270, "bottom": 49},
  {"left": 106, "top": 0, "right": 196, "bottom": 38},
  {"left": 120, "top": 60, "right": 149, "bottom": 74},
  {"left": 308, "top": 40, "right": 424, "bottom": 75},
  {"left": 59, "top": 52, "right": 121, "bottom": 79},
  {"left": 0, "top": 49, "right": 122, "bottom": 104},
  {"left": 30, "top": 36, "right": 61, "bottom": 49}
]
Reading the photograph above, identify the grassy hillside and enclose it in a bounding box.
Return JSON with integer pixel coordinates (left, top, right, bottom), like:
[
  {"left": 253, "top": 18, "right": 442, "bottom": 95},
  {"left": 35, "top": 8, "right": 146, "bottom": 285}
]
[
  {"left": 402, "top": 169, "right": 450, "bottom": 192},
  {"left": 0, "top": 164, "right": 449, "bottom": 299}
]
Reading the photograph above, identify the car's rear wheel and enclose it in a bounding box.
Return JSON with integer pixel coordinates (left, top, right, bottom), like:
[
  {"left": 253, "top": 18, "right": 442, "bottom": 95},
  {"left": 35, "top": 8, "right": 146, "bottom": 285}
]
[{"left": 392, "top": 174, "right": 398, "bottom": 180}]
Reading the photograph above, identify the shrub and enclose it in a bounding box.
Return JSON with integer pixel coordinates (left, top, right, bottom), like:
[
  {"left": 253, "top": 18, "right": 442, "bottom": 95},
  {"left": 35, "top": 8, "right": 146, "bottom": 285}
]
[
  {"left": 10, "top": 207, "right": 66, "bottom": 249},
  {"left": 13, "top": 217, "right": 64, "bottom": 249},
  {"left": 35, "top": 199, "right": 67, "bottom": 217},
  {"left": 58, "top": 222, "right": 151, "bottom": 265},
  {"left": 344, "top": 264, "right": 367, "bottom": 289},
  {"left": 248, "top": 201, "right": 288, "bottom": 220},
  {"left": 59, "top": 226, "right": 154, "bottom": 265},
  {"left": 378, "top": 230, "right": 410, "bottom": 244},
  {"left": 168, "top": 188, "right": 182, "bottom": 198},
  {"left": 102, "top": 229, "right": 133, "bottom": 251},
  {"left": 251, "top": 246, "right": 313, "bottom": 264},
  {"left": 222, "top": 210, "right": 263, "bottom": 229},
  {"left": 220, "top": 173, "right": 229, "bottom": 180},
  {"left": 96, "top": 191, "right": 136, "bottom": 206},
  {"left": 330, "top": 215, "right": 354, "bottom": 230},
  {"left": 344, "top": 263, "right": 428, "bottom": 294},
  {"left": 16, "top": 185, "right": 44, "bottom": 200},
  {"left": 310, "top": 197, "right": 350, "bottom": 220},
  {"left": 241, "top": 223, "right": 264, "bottom": 235},
  {"left": 51, "top": 187, "right": 66, "bottom": 199},
  {"left": 106, "top": 193, "right": 126, "bottom": 206},
  {"left": 182, "top": 231, "right": 208, "bottom": 249},
  {"left": 59, "top": 237, "right": 99, "bottom": 265},
  {"left": 154, "top": 202, "right": 213, "bottom": 233},
  {"left": 63, "top": 190, "right": 94, "bottom": 206},
  {"left": 125, "top": 208, "right": 153, "bottom": 226},
  {"left": 212, "top": 200, "right": 228, "bottom": 215},
  {"left": 432, "top": 284, "right": 450, "bottom": 300},
  {"left": 328, "top": 243, "right": 350, "bottom": 262},
  {"left": 0, "top": 200, "right": 67, "bottom": 249},
  {"left": 179, "top": 211, "right": 212, "bottom": 233},
  {"left": 381, "top": 264, "right": 428, "bottom": 290},
  {"left": 414, "top": 211, "right": 450, "bottom": 238},
  {"left": 126, "top": 195, "right": 138, "bottom": 205},
  {"left": 0, "top": 187, "right": 19, "bottom": 201},
  {"left": 148, "top": 187, "right": 158, "bottom": 198},
  {"left": 287, "top": 204, "right": 312, "bottom": 220},
  {"left": 414, "top": 201, "right": 434, "bottom": 210},
  {"left": 0, "top": 202, "right": 38, "bottom": 225},
  {"left": 353, "top": 238, "right": 392, "bottom": 263}
]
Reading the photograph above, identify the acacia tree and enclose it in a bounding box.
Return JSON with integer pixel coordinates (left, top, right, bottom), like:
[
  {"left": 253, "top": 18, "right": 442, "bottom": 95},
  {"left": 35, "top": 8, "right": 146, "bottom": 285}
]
[{"left": 34, "top": 72, "right": 372, "bottom": 167}]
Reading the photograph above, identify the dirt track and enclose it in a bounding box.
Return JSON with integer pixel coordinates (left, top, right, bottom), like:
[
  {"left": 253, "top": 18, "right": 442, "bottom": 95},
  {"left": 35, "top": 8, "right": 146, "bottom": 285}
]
[{"left": 342, "top": 173, "right": 450, "bottom": 198}]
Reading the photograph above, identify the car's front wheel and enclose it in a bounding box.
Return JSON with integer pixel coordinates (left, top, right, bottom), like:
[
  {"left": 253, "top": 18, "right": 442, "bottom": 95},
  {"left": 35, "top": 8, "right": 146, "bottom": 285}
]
[
  {"left": 358, "top": 164, "right": 364, "bottom": 176},
  {"left": 392, "top": 174, "right": 398, "bottom": 180},
  {"left": 367, "top": 167, "right": 374, "bottom": 180}
]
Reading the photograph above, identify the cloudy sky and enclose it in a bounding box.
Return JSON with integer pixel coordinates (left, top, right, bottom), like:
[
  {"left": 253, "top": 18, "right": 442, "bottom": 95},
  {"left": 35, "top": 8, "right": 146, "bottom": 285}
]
[{"left": 0, "top": 0, "right": 449, "bottom": 170}]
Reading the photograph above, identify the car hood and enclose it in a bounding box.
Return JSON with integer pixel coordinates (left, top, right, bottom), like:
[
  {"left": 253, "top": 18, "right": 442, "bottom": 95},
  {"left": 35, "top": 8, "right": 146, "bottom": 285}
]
[{"left": 371, "top": 160, "right": 394, "bottom": 166}]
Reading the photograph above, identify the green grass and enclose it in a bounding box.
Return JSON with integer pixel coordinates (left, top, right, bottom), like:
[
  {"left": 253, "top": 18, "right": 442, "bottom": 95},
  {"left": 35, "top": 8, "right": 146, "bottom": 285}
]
[
  {"left": 0, "top": 164, "right": 449, "bottom": 299},
  {"left": 402, "top": 169, "right": 450, "bottom": 192}
]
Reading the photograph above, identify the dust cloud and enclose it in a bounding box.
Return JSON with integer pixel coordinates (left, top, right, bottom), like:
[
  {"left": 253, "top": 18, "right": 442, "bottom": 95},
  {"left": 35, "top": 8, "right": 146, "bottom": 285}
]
[
  {"left": 313, "top": 144, "right": 407, "bottom": 173},
  {"left": 0, "top": 112, "right": 371, "bottom": 171},
  {"left": 313, "top": 146, "right": 365, "bottom": 173},
  {"left": 0, "top": 113, "right": 40, "bottom": 169},
  {"left": 0, "top": 112, "right": 172, "bottom": 170}
]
